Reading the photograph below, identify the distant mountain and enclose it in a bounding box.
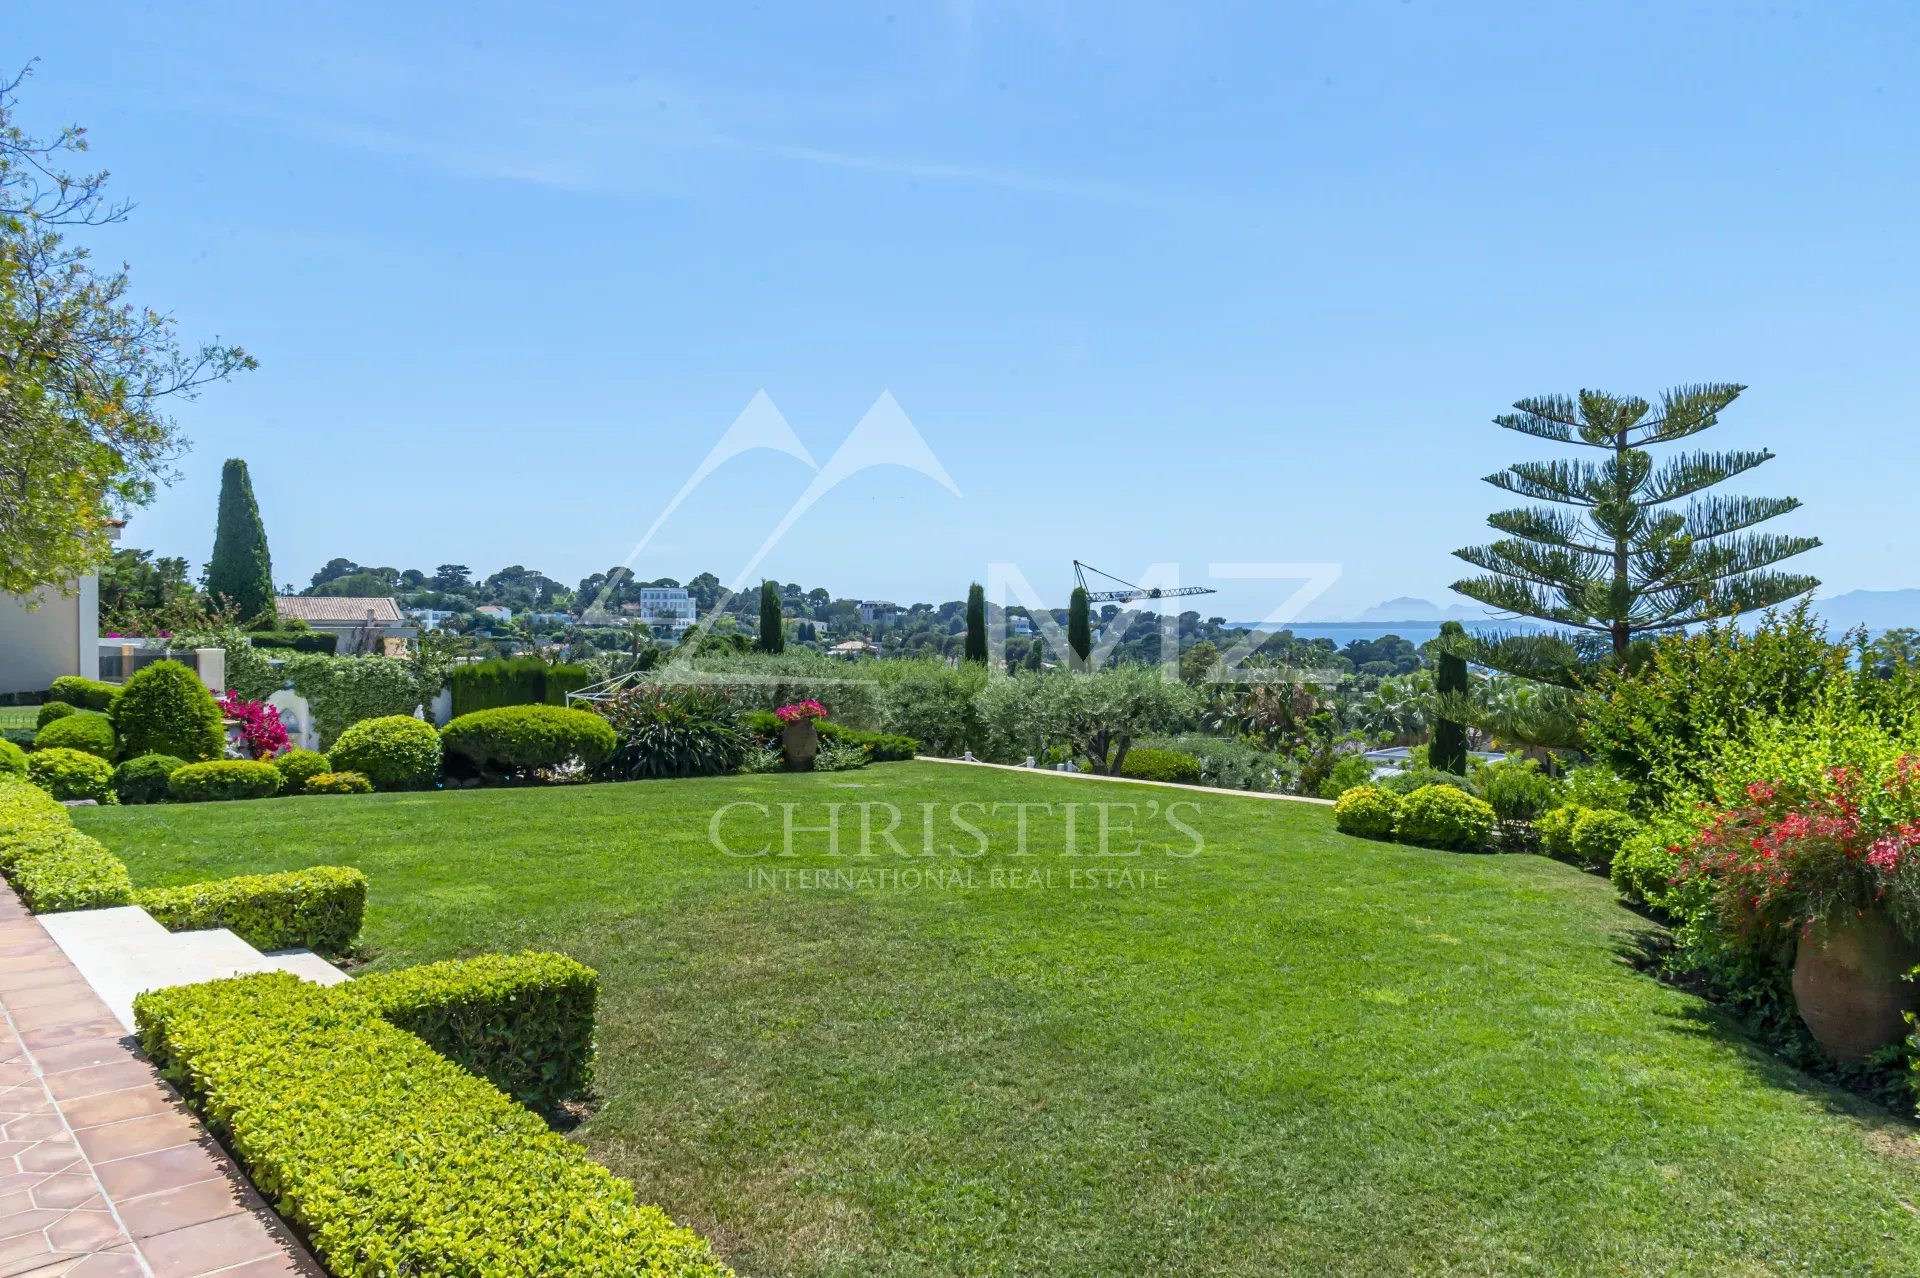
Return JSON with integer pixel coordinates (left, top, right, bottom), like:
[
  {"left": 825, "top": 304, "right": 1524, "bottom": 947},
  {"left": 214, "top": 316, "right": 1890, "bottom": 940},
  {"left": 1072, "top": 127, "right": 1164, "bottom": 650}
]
[
  {"left": 1812, "top": 590, "right": 1920, "bottom": 635},
  {"left": 1342, "top": 597, "right": 1490, "bottom": 624}
]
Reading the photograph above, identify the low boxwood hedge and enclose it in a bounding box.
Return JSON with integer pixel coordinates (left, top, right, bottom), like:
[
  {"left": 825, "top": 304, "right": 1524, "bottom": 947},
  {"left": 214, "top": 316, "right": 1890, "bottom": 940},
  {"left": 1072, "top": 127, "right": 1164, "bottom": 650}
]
[
  {"left": 440, "top": 704, "right": 617, "bottom": 780},
  {"left": 348, "top": 951, "right": 598, "bottom": 1112},
  {"left": 135, "top": 866, "right": 368, "bottom": 954},
  {"left": 1117, "top": 747, "right": 1205, "bottom": 785},
  {"left": 26, "top": 747, "right": 117, "bottom": 804},
  {"left": 0, "top": 777, "right": 135, "bottom": 911},
  {"left": 134, "top": 973, "right": 729, "bottom": 1278},
  {"left": 113, "top": 753, "right": 186, "bottom": 805},
  {"left": 48, "top": 675, "right": 118, "bottom": 712},
  {"left": 33, "top": 711, "right": 117, "bottom": 760},
  {"left": 168, "top": 759, "right": 283, "bottom": 803}
]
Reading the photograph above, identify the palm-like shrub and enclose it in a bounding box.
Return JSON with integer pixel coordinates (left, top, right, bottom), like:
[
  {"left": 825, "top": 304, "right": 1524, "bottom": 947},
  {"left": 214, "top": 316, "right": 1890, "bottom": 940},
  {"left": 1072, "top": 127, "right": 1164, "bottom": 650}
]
[
  {"left": 441, "top": 705, "right": 617, "bottom": 781},
  {"left": 34, "top": 712, "right": 116, "bottom": 760},
  {"left": 1334, "top": 785, "right": 1402, "bottom": 839},
  {"left": 597, "top": 685, "right": 750, "bottom": 780},
  {"left": 113, "top": 754, "right": 186, "bottom": 805},
  {"left": 1394, "top": 785, "right": 1496, "bottom": 851},
  {"left": 111, "top": 660, "right": 224, "bottom": 761},
  {"left": 328, "top": 715, "right": 441, "bottom": 791},
  {"left": 27, "top": 748, "right": 117, "bottom": 803}
]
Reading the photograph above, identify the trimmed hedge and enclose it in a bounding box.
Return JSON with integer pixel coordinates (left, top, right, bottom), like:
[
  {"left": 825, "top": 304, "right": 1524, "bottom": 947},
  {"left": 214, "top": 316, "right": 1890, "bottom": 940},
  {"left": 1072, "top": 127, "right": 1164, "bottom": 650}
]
[
  {"left": 304, "top": 771, "right": 373, "bottom": 795},
  {"left": 136, "top": 866, "right": 367, "bottom": 954},
  {"left": 1334, "top": 785, "right": 1402, "bottom": 840},
  {"left": 1117, "top": 747, "right": 1204, "bottom": 785},
  {"left": 36, "top": 700, "right": 77, "bottom": 728},
  {"left": 348, "top": 952, "right": 598, "bottom": 1112},
  {"left": 1536, "top": 805, "right": 1584, "bottom": 863},
  {"left": 0, "top": 778, "right": 134, "bottom": 911},
  {"left": 246, "top": 630, "right": 339, "bottom": 654},
  {"left": 1570, "top": 808, "right": 1641, "bottom": 870},
  {"left": 272, "top": 747, "right": 332, "bottom": 790},
  {"left": 49, "top": 675, "right": 118, "bottom": 712},
  {"left": 111, "top": 660, "right": 225, "bottom": 762},
  {"left": 169, "top": 760, "right": 283, "bottom": 803},
  {"left": 448, "top": 658, "right": 593, "bottom": 718},
  {"left": 113, "top": 753, "right": 186, "bottom": 805},
  {"left": 0, "top": 739, "right": 24, "bottom": 778},
  {"left": 1394, "top": 784, "right": 1497, "bottom": 851},
  {"left": 329, "top": 715, "right": 441, "bottom": 791},
  {"left": 34, "top": 711, "right": 117, "bottom": 760},
  {"left": 134, "top": 974, "right": 730, "bottom": 1278},
  {"left": 26, "top": 748, "right": 116, "bottom": 804},
  {"left": 440, "top": 705, "right": 617, "bottom": 779}
]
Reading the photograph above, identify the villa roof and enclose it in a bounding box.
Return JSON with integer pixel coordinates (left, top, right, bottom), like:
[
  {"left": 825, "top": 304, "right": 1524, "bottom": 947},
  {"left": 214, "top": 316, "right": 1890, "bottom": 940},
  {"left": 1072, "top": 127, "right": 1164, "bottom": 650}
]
[{"left": 275, "top": 596, "right": 405, "bottom": 624}]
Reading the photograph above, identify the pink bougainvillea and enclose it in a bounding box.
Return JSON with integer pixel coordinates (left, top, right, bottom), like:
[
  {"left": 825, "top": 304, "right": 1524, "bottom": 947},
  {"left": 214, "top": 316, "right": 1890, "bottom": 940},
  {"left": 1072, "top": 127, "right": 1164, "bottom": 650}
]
[
  {"left": 218, "top": 691, "right": 289, "bottom": 760},
  {"left": 774, "top": 700, "right": 829, "bottom": 724}
]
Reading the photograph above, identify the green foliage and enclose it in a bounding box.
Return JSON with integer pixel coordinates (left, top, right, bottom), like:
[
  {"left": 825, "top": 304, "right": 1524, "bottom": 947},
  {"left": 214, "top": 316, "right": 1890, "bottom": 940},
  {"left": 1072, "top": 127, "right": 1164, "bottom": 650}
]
[
  {"left": 447, "top": 658, "right": 591, "bottom": 718},
  {"left": 1067, "top": 587, "right": 1091, "bottom": 670},
  {"left": 1143, "top": 734, "right": 1279, "bottom": 792},
  {"left": 272, "top": 747, "right": 331, "bottom": 790},
  {"left": 48, "top": 676, "right": 118, "bottom": 711},
  {"left": 347, "top": 952, "right": 599, "bottom": 1113},
  {"left": 1431, "top": 621, "right": 1468, "bottom": 773},
  {"left": 1318, "top": 753, "right": 1376, "bottom": 799},
  {"left": 304, "top": 771, "right": 373, "bottom": 795},
  {"left": 133, "top": 974, "right": 730, "bottom": 1278},
  {"left": 112, "top": 753, "right": 184, "bottom": 805},
  {"left": 245, "top": 629, "right": 338, "bottom": 654},
  {"left": 1536, "top": 806, "right": 1584, "bottom": 863},
  {"left": 758, "top": 580, "right": 785, "bottom": 654},
  {"left": 811, "top": 738, "right": 870, "bottom": 772},
  {"left": 1559, "top": 764, "right": 1637, "bottom": 814},
  {"left": 26, "top": 747, "right": 116, "bottom": 803},
  {"left": 964, "top": 582, "right": 987, "bottom": 663},
  {"left": 976, "top": 667, "right": 1202, "bottom": 774},
  {"left": 1570, "top": 808, "right": 1642, "bottom": 869},
  {"left": 0, "top": 738, "right": 23, "bottom": 778},
  {"left": 1379, "top": 765, "right": 1475, "bottom": 796},
  {"left": 875, "top": 661, "right": 988, "bottom": 756},
  {"left": 35, "top": 700, "right": 76, "bottom": 728},
  {"left": 1117, "top": 747, "right": 1204, "bottom": 785},
  {"left": 1334, "top": 785, "right": 1402, "bottom": 840},
  {"left": 0, "top": 778, "right": 133, "bottom": 909},
  {"left": 1394, "top": 785, "right": 1497, "bottom": 851},
  {"left": 329, "top": 715, "right": 441, "bottom": 791},
  {"left": 206, "top": 458, "right": 274, "bottom": 620},
  {"left": 1611, "top": 828, "right": 1691, "bottom": 912},
  {"left": 441, "top": 705, "right": 617, "bottom": 780},
  {"left": 34, "top": 710, "right": 115, "bottom": 759},
  {"left": 596, "top": 685, "right": 750, "bottom": 780},
  {"left": 1453, "top": 385, "right": 1818, "bottom": 657},
  {"left": 168, "top": 760, "right": 283, "bottom": 802},
  {"left": 110, "top": 660, "right": 224, "bottom": 762},
  {"left": 1474, "top": 755, "right": 1562, "bottom": 825},
  {"left": 136, "top": 866, "right": 366, "bottom": 953},
  {"left": 824, "top": 725, "right": 920, "bottom": 762},
  {"left": 282, "top": 653, "right": 440, "bottom": 749}
]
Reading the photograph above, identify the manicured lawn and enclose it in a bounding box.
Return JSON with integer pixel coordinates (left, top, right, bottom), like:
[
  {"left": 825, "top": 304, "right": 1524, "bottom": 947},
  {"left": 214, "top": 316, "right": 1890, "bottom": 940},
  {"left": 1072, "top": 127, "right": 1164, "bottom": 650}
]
[
  {"left": 0, "top": 706, "right": 36, "bottom": 730},
  {"left": 77, "top": 763, "right": 1920, "bottom": 1275}
]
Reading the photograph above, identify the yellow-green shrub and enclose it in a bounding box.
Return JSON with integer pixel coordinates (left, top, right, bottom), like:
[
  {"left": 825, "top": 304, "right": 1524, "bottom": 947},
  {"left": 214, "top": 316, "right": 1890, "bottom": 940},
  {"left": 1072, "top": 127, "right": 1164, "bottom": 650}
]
[
  {"left": 0, "top": 777, "right": 134, "bottom": 911},
  {"left": 1334, "top": 785, "right": 1402, "bottom": 840},
  {"left": 304, "top": 770, "right": 373, "bottom": 795},
  {"left": 34, "top": 711, "right": 117, "bottom": 760},
  {"left": 1394, "top": 784, "right": 1497, "bottom": 851},
  {"left": 168, "top": 759, "right": 282, "bottom": 802},
  {"left": 135, "top": 867, "right": 367, "bottom": 954},
  {"left": 26, "top": 747, "right": 117, "bottom": 804}
]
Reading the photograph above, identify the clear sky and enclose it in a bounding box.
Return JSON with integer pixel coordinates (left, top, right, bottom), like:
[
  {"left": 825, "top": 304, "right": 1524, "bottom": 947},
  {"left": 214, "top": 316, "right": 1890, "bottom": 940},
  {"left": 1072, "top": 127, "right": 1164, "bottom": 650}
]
[{"left": 11, "top": 2, "right": 1918, "bottom": 620}]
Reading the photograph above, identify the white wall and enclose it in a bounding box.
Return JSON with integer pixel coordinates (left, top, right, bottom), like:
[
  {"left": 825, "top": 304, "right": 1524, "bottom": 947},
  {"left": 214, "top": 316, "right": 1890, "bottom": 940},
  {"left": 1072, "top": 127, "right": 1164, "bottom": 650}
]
[{"left": 0, "top": 578, "right": 98, "bottom": 695}]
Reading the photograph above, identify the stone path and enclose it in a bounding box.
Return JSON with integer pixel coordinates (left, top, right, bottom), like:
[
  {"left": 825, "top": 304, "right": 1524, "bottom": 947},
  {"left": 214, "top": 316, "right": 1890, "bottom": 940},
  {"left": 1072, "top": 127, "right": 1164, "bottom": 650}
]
[{"left": 0, "top": 887, "right": 318, "bottom": 1277}]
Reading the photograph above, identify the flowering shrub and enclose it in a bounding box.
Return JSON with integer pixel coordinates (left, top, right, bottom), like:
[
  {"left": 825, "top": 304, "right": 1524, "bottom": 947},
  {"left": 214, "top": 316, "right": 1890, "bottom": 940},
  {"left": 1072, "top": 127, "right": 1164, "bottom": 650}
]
[
  {"left": 218, "top": 691, "right": 289, "bottom": 760},
  {"left": 1683, "top": 757, "right": 1920, "bottom": 952},
  {"left": 774, "top": 700, "right": 829, "bottom": 724}
]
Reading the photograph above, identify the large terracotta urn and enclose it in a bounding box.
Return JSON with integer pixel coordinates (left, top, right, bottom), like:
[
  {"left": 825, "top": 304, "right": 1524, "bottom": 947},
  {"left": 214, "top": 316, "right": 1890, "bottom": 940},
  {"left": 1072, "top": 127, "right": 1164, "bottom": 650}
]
[
  {"left": 781, "top": 719, "right": 819, "bottom": 771},
  {"left": 1792, "top": 909, "right": 1920, "bottom": 1062}
]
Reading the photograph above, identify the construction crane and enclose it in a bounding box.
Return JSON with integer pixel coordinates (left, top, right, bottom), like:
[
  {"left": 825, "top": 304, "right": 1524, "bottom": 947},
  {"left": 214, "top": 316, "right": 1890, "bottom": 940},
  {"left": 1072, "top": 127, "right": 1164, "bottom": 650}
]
[{"left": 1072, "top": 561, "right": 1218, "bottom": 606}]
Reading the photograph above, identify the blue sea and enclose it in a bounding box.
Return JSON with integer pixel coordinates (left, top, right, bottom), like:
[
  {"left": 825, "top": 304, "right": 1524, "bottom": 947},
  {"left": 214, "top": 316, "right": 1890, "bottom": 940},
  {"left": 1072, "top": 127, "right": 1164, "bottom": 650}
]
[{"left": 1227, "top": 621, "right": 1545, "bottom": 647}]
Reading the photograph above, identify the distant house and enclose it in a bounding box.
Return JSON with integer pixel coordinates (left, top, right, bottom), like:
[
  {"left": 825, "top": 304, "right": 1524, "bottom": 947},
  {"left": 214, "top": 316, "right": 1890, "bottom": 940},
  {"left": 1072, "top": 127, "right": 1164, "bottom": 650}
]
[
  {"left": 474, "top": 605, "right": 513, "bottom": 622},
  {"left": 404, "top": 607, "right": 456, "bottom": 631},
  {"left": 632, "top": 587, "right": 696, "bottom": 633},
  {"left": 0, "top": 521, "right": 120, "bottom": 694},
  {"left": 828, "top": 639, "right": 879, "bottom": 660},
  {"left": 275, "top": 596, "right": 415, "bottom": 656},
  {"left": 858, "top": 600, "right": 898, "bottom": 625}
]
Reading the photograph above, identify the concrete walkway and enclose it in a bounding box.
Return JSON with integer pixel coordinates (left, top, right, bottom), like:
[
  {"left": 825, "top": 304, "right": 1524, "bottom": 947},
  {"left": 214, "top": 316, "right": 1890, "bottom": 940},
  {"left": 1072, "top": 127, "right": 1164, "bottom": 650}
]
[{"left": 0, "top": 886, "right": 318, "bottom": 1277}]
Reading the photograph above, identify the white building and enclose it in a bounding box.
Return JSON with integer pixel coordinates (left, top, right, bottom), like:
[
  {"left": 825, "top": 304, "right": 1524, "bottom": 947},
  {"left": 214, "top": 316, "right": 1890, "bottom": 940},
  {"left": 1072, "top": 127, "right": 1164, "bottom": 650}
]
[
  {"left": 858, "top": 599, "right": 899, "bottom": 625},
  {"left": 0, "top": 521, "right": 118, "bottom": 695},
  {"left": 634, "top": 587, "right": 696, "bottom": 632}
]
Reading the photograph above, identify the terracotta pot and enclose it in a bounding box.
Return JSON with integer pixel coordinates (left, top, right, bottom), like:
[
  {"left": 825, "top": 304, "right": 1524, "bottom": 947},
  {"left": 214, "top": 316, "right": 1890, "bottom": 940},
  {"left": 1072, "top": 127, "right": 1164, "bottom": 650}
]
[
  {"left": 1791, "top": 909, "right": 1920, "bottom": 1062},
  {"left": 781, "top": 719, "right": 819, "bottom": 771}
]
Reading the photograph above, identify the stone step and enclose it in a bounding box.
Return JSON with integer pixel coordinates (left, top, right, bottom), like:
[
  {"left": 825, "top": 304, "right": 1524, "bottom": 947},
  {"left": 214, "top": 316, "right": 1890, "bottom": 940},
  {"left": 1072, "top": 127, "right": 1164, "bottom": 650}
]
[{"left": 41, "top": 906, "right": 349, "bottom": 1032}]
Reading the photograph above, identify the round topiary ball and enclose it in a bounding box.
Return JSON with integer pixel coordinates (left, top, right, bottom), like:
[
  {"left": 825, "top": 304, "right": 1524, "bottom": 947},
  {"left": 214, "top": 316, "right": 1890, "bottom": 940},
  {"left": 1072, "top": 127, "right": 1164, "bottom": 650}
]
[
  {"left": 167, "top": 759, "right": 283, "bottom": 802},
  {"left": 0, "top": 738, "right": 26, "bottom": 778},
  {"left": 1570, "top": 808, "right": 1642, "bottom": 870},
  {"left": 34, "top": 712, "right": 117, "bottom": 761},
  {"left": 113, "top": 753, "right": 187, "bottom": 805},
  {"left": 111, "top": 660, "right": 224, "bottom": 762},
  {"left": 1334, "top": 784, "right": 1402, "bottom": 840},
  {"left": 273, "top": 747, "right": 333, "bottom": 791},
  {"left": 26, "top": 747, "right": 117, "bottom": 804},
  {"left": 329, "top": 715, "right": 441, "bottom": 791},
  {"left": 35, "top": 700, "right": 77, "bottom": 729},
  {"left": 439, "top": 704, "right": 619, "bottom": 780},
  {"left": 1393, "top": 784, "right": 1497, "bottom": 851}
]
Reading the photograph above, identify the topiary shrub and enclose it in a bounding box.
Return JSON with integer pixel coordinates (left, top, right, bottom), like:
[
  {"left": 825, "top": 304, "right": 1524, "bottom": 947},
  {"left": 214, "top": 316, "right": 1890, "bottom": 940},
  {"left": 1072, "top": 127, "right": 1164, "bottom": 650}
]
[
  {"left": 1535, "top": 805, "right": 1585, "bottom": 863},
  {"left": 168, "top": 759, "right": 283, "bottom": 803},
  {"left": 0, "top": 739, "right": 26, "bottom": 779},
  {"left": 111, "top": 660, "right": 224, "bottom": 762},
  {"left": 1394, "top": 784, "right": 1496, "bottom": 851},
  {"left": 1334, "top": 785, "right": 1402, "bottom": 840},
  {"left": 48, "top": 676, "right": 118, "bottom": 712},
  {"left": 26, "top": 748, "right": 117, "bottom": 804},
  {"left": 1570, "top": 808, "right": 1642, "bottom": 871},
  {"left": 304, "top": 771, "right": 373, "bottom": 795},
  {"left": 113, "top": 753, "right": 186, "bottom": 805},
  {"left": 1117, "top": 747, "right": 1204, "bottom": 785},
  {"left": 1476, "top": 756, "right": 1563, "bottom": 836},
  {"left": 35, "top": 700, "right": 77, "bottom": 729},
  {"left": 439, "top": 705, "right": 617, "bottom": 781},
  {"left": 329, "top": 714, "right": 441, "bottom": 791},
  {"left": 136, "top": 866, "right": 367, "bottom": 954},
  {"left": 34, "top": 711, "right": 117, "bottom": 760},
  {"left": 273, "top": 747, "right": 332, "bottom": 791}
]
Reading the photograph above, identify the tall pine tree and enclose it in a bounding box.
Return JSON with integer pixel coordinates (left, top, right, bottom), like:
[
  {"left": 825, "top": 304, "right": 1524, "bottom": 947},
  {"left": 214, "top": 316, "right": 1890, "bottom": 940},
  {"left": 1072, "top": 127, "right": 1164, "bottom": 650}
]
[
  {"left": 1453, "top": 385, "right": 1817, "bottom": 658},
  {"left": 206, "top": 458, "right": 274, "bottom": 621},
  {"left": 1067, "top": 587, "right": 1092, "bottom": 672},
  {"left": 964, "top": 583, "right": 988, "bottom": 663},
  {"left": 757, "top": 580, "right": 785, "bottom": 653}
]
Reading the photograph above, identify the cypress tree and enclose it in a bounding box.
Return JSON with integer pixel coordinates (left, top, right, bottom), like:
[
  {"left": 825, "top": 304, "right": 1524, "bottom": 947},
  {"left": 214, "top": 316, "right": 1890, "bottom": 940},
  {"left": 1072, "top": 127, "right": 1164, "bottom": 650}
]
[
  {"left": 964, "top": 583, "right": 988, "bottom": 663},
  {"left": 206, "top": 458, "right": 274, "bottom": 621},
  {"left": 1431, "top": 621, "right": 1469, "bottom": 774},
  {"left": 757, "top": 580, "right": 785, "bottom": 653},
  {"left": 1067, "top": 587, "right": 1092, "bottom": 672}
]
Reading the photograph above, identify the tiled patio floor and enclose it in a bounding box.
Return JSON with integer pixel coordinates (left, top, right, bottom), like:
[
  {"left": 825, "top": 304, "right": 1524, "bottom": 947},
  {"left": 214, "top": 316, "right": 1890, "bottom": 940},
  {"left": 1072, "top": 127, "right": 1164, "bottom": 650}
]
[{"left": 0, "top": 886, "right": 319, "bottom": 1277}]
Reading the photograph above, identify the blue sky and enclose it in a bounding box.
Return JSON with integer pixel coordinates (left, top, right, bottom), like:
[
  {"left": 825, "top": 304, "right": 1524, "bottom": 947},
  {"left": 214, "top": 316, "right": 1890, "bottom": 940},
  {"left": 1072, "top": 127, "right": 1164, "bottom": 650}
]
[{"left": 12, "top": 2, "right": 1918, "bottom": 619}]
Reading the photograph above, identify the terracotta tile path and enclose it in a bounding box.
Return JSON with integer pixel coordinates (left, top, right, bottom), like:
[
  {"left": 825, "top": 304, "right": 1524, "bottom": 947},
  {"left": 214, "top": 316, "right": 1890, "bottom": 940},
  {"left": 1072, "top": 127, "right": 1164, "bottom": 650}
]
[{"left": 0, "top": 885, "right": 319, "bottom": 1277}]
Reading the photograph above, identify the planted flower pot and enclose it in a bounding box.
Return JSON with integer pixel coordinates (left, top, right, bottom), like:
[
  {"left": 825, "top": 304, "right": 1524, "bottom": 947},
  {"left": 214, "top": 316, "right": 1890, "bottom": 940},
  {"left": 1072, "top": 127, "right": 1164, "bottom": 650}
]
[
  {"left": 781, "top": 720, "right": 819, "bottom": 771},
  {"left": 1791, "top": 909, "right": 1920, "bottom": 1062}
]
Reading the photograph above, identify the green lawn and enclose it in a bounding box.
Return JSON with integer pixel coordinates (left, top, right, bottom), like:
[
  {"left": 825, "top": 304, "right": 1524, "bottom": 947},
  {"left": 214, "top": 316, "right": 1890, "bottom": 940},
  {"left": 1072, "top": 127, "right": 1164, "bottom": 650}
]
[
  {"left": 76, "top": 763, "right": 1920, "bottom": 1276},
  {"left": 0, "top": 706, "right": 36, "bottom": 730}
]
